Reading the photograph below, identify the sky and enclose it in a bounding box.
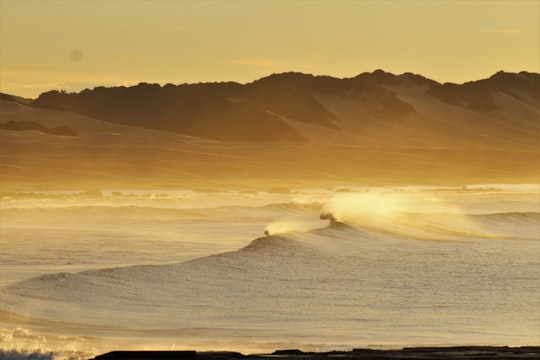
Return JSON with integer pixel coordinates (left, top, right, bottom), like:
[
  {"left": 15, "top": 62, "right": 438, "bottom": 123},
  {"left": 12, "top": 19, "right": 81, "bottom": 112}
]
[{"left": 1, "top": 0, "right": 539, "bottom": 98}]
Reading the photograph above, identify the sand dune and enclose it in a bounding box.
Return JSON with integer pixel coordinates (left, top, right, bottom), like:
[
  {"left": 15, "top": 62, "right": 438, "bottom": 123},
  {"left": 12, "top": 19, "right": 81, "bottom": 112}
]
[
  {"left": 1, "top": 71, "right": 538, "bottom": 191},
  {"left": 23, "top": 70, "right": 539, "bottom": 148}
]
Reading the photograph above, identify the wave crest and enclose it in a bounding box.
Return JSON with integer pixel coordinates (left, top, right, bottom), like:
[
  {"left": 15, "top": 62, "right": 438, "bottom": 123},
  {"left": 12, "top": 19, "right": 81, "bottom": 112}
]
[{"left": 0, "top": 350, "right": 54, "bottom": 360}]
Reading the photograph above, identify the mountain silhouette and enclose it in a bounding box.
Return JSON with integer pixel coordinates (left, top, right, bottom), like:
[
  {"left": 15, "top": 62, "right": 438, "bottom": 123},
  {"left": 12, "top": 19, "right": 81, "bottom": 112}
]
[
  {"left": 427, "top": 71, "right": 540, "bottom": 111},
  {"left": 28, "top": 70, "right": 538, "bottom": 144},
  {"left": 2, "top": 70, "right": 539, "bottom": 190}
]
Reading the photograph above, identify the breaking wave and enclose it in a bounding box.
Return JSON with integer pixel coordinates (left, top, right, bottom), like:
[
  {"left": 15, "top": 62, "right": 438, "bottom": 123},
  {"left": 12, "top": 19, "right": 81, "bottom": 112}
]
[
  {"left": 2, "top": 210, "right": 538, "bottom": 330},
  {"left": 1, "top": 187, "right": 539, "bottom": 358},
  {"left": 0, "top": 350, "right": 54, "bottom": 360}
]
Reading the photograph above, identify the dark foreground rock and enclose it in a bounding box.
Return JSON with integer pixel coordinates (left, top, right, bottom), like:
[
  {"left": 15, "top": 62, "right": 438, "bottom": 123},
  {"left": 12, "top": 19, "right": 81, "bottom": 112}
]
[{"left": 91, "top": 347, "right": 540, "bottom": 360}]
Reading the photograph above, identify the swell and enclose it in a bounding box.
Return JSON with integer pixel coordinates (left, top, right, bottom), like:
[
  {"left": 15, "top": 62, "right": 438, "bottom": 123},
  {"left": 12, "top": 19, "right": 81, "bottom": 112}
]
[
  {"left": 0, "top": 202, "right": 322, "bottom": 224},
  {"left": 2, "top": 210, "right": 536, "bottom": 311},
  {"left": 1, "top": 219, "right": 538, "bottom": 345},
  {"left": 326, "top": 211, "right": 540, "bottom": 241},
  {"left": 0, "top": 231, "right": 329, "bottom": 328},
  {"left": 0, "top": 220, "right": 395, "bottom": 330},
  {"left": 470, "top": 211, "right": 539, "bottom": 223},
  {"left": 1, "top": 209, "right": 537, "bottom": 327}
]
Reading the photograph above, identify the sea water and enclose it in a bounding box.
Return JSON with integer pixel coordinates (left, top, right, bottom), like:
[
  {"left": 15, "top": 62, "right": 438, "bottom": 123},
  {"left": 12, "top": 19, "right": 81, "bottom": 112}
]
[{"left": 0, "top": 185, "right": 539, "bottom": 359}]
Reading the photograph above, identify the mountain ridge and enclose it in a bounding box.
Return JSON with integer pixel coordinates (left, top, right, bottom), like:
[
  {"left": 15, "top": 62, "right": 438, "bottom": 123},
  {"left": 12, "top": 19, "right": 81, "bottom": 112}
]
[
  {"left": 1, "top": 70, "right": 539, "bottom": 190},
  {"left": 24, "top": 70, "right": 539, "bottom": 144}
]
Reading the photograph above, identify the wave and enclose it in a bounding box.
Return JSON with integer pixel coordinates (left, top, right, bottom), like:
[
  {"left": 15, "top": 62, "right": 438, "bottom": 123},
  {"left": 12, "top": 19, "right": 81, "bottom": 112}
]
[
  {"left": 0, "top": 202, "right": 322, "bottom": 224},
  {"left": 0, "top": 326, "right": 117, "bottom": 360},
  {"left": 471, "top": 211, "right": 540, "bottom": 223},
  {"left": 1, "top": 215, "right": 539, "bottom": 356},
  {"left": 0, "top": 350, "right": 53, "bottom": 360},
  {"left": 0, "top": 220, "right": 384, "bottom": 321},
  {"left": 410, "top": 211, "right": 540, "bottom": 240},
  {"left": 2, "top": 211, "right": 537, "bottom": 327},
  {"left": 2, "top": 187, "right": 539, "bottom": 356},
  {"left": 312, "top": 210, "right": 540, "bottom": 242},
  {"left": 0, "top": 231, "right": 328, "bottom": 332}
]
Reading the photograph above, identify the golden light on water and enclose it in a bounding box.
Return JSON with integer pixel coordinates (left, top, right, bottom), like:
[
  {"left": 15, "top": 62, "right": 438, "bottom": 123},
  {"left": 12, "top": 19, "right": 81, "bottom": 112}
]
[{"left": 0, "top": 1, "right": 539, "bottom": 358}]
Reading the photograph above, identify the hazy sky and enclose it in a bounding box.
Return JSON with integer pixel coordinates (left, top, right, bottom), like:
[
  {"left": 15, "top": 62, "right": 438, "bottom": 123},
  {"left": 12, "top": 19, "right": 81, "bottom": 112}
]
[{"left": 1, "top": 0, "right": 538, "bottom": 98}]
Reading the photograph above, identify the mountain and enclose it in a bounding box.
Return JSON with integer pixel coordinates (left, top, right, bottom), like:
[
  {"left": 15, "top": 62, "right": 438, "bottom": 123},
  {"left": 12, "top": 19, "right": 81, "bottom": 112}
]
[
  {"left": 28, "top": 70, "right": 539, "bottom": 147},
  {"left": 1, "top": 70, "right": 539, "bottom": 190},
  {"left": 0, "top": 92, "right": 33, "bottom": 104}
]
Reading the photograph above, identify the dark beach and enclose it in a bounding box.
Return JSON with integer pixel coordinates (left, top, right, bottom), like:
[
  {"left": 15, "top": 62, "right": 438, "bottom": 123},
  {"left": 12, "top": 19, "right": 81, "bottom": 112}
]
[{"left": 92, "top": 347, "right": 540, "bottom": 360}]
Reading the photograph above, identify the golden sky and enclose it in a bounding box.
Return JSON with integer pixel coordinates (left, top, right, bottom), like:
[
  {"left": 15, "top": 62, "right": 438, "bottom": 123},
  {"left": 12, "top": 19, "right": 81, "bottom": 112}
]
[{"left": 1, "top": 0, "right": 538, "bottom": 98}]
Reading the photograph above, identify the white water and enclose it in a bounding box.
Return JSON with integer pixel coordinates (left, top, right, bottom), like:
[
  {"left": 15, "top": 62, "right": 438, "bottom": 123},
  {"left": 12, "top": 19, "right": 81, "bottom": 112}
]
[{"left": 0, "top": 185, "right": 539, "bottom": 359}]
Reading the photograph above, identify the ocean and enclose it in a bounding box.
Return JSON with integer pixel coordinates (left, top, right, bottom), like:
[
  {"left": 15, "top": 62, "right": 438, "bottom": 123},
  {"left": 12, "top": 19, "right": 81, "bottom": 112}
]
[{"left": 0, "top": 185, "right": 539, "bottom": 359}]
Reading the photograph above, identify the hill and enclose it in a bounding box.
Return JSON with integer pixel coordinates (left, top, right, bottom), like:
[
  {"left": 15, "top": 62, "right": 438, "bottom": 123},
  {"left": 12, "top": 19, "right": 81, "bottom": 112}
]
[
  {"left": 1, "top": 70, "right": 539, "bottom": 190},
  {"left": 28, "top": 70, "right": 539, "bottom": 147}
]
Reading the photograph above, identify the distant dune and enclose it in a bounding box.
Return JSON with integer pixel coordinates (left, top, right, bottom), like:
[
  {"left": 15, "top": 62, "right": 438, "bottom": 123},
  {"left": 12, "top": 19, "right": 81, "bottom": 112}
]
[
  {"left": 0, "top": 120, "right": 78, "bottom": 137},
  {"left": 23, "top": 70, "right": 540, "bottom": 147},
  {"left": 1, "top": 70, "right": 539, "bottom": 190}
]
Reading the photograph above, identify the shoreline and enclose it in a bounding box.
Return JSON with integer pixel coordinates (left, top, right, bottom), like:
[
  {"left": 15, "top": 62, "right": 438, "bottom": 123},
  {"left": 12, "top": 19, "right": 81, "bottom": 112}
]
[{"left": 91, "top": 347, "right": 540, "bottom": 360}]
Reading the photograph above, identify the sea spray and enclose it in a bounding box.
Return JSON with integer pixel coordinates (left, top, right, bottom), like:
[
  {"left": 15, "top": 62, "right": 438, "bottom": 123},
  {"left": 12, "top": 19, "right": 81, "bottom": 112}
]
[
  {"left": 0, "top": 327, "right": 100, "bottom": 360},
  {"left": 264, "top": 218, "right": 323, "bottom": 236},
  {"left": 0, "top": 350, "right": 54, "bottom": 360},
  {"left": 320, "top": 192, "right": 411, "bottom": 222},
  {"left": 318, "top": 191, "right": 504, "bottom": 241}
]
